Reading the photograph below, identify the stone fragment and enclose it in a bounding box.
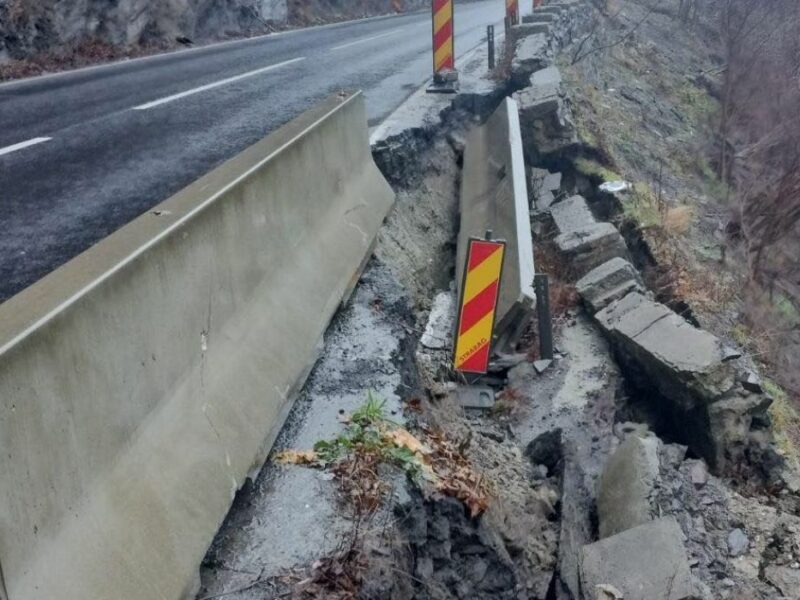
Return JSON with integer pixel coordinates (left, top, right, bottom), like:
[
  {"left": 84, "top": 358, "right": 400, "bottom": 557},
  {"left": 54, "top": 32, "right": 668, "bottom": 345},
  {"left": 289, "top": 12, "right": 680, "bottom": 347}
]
[
  {"left": 533, "top": 358, "right": 553, "bottom": 374},
  {"left": 513, "top": 67, "right": 577, "bottom": 158},
  {"left": 727, "top": 528, "right": 749, "bottom": 557},
  {"left": 554, "top": 223, "right": 629, "bottom": 277},
  {"left": 689, "top": 460, "right": 709, "bottom": 487},
  {"left": 595, "top": 584, "right": 624, "bottom": 600},
  {"left": 597, "top": 433, "right": 661, "bottom": 538},
  {"left": 452, "top": 386, "right": 495, "bottom": 409},
  {"left": 741, "top": 370, "right": 764, "bottom": 394},
  {"left": 764, "top": 566, "right": 800, "bottom": 597},
  {"left": 523, "top": 12, "right": 557, "bottom": 23},
  {"left": 420, "top": 291, "right": 455, "bottom": 350},
  {"left": 579, "top": 517, "right": 696, "bottom": 600},
  {"left": 576, "top": 257, "right": 644, "bottom": 313}
]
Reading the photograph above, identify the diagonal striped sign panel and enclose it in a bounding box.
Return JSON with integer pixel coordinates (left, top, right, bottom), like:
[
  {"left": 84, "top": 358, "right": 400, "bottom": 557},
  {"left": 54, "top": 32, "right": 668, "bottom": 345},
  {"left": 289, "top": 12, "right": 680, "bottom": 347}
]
[
  {"left": 506, "top": 0, "right": 519, "bottom": 25},
  {"left": 453, "top": 238, "right": 506, "bottom": 374},
  {"left": 432, "top": 0, "right": 455, "bottom": 74}
]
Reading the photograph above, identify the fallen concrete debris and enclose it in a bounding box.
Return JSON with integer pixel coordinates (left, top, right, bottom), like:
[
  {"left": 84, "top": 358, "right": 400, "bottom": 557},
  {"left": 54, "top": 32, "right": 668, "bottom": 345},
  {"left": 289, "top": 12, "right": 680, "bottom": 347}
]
[
  {"left": 452, "top": 385, "right": 496, "bottom": 409},
  {"left": 596, "top": 432, "right": 661, "bottom": 539},
  {"left": 512, "top": 33, "right": 552, "bottom": 87},
  {"left": 555, "top": 222, "right": 630, "bottom": 277},
  {"left": 579, "top": 517, "right": 696, "bottom": 600},
  {"left": 576, "top": 257, "right": 644, "bottom": 313},
  {"left": 530, "top": 167, "right": 562, "bottom": 209}
]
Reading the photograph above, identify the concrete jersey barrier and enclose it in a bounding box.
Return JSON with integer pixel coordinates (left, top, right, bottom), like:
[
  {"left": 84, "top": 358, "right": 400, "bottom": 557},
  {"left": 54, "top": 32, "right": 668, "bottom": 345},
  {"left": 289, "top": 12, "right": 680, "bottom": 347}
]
[
  {"left": 457, "top": 97, "right": 536, "bottom": 350},
  {"left": 0, "top": 91, "right": 394, "bottom": 600}
]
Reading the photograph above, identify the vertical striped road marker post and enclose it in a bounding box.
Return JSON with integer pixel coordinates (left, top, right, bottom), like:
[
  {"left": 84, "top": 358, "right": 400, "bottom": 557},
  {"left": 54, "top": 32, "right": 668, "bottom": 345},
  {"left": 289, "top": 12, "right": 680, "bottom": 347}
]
[
  {"left": 506, "top": 0, "right": 519, "bottom": 26},
  {"left": 453, "top": 237, "right": 506, "bottom": 375},
  {"left": 428, "top": 0, "right": 458, "bottom": 93}
]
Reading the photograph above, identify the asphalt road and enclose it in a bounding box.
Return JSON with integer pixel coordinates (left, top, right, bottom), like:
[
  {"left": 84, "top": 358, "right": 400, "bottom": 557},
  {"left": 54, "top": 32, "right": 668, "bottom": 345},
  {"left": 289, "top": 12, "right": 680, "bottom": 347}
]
[{"left": 0, "top": 0, "right": 510, "bottom": 302}]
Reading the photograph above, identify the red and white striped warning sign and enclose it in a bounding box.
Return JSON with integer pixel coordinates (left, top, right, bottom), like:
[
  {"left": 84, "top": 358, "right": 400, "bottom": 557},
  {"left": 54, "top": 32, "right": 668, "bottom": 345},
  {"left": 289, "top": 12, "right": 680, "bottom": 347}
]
[{"left": 453, "top": 238, "right": 506, "bottom": 374}]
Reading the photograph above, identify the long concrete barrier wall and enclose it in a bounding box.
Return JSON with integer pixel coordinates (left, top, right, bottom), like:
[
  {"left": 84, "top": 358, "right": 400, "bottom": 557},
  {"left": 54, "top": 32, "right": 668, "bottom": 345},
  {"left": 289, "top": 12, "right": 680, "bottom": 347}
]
[
  {"left": 0, "top": 91, "right": 394, "bottom": 600},
  {"left": 457, "top": 97, "right": 536, "bottom": 349}
]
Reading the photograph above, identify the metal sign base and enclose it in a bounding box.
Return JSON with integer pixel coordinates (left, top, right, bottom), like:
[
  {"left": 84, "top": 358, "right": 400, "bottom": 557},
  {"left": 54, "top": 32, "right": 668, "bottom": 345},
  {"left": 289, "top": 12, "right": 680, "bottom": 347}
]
[{"left": 427, "top": 70, "right": 460, "bottom": 94}]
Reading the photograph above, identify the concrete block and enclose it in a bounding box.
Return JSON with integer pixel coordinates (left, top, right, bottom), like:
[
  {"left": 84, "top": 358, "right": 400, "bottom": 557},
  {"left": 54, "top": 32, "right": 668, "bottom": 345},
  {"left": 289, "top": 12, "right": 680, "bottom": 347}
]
[
  {"left": 597, "top": 434, "right": 661, "bottom": 539},
  {"left": 580, "top": 517, "right": 696, "bottom": 600},
  {"left": 595, "top": 293, "right": 735, "bottom": 408},
  {"left": 576, "top": 257, "right": 644, "bottom": 313},
  {"left": 513, "top": 67, "right": 577, "bottom": 158},
  {"left": 421, "top": 291, "right": 455, "bottom": 350},
  {"left": 522, "top": 12, "right": 557, "bottom": 23},
  {"left": 458, "top": 98, "right": 535, "bottom": 349},
  {"left": 512, "top": 23, "right": 550, "bottom": 37},
  {"left": 0, "top": 92, "right": 394, "bottom": 600},
  {"left": 550, "top": 194, "right": 596, "bottom": 234},
  {"left": 512, "top": 33, "right": 551, "bottom": 85},
  {"left": 554, "top": 222, "right": 629, "bottom": 277}
]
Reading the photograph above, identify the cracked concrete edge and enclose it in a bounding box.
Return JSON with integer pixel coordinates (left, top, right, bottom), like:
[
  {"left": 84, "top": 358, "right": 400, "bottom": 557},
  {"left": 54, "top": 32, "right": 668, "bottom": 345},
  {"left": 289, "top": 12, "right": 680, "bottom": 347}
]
[{"left": 0, "top": 91, "right": 394, "bottom": 600}]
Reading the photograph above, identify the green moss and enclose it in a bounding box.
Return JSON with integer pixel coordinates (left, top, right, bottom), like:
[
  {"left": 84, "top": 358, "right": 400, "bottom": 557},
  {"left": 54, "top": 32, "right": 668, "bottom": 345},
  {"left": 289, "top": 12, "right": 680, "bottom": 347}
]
[
  {"left": 575, "top": 158, "right": 622, "bottom": 183},
  {"left": 765, "top": 378, "right": 800, "bottom": 471},
  {"left": 731, "top": 323, "right": 750, "bottom": 348},
  {"left": 621, "top": 182, "right": 661, "bottom": 228},
  {"left": 776, "top": 294, "right": 800, "bottom": 326}
]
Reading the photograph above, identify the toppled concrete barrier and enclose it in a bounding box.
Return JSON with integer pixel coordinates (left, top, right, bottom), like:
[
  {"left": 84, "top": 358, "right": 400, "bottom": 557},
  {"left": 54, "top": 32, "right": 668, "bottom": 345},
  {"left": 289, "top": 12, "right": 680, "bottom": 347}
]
[
  {"left": 597, "top": 433, "right": 661, "bottom": 539},
  {"left": 513, "top": 66, "right": 577, "bottom": 159},
  {"left": 580, "top": 517, "right": 696, "bottom": 600},
  {"left": 555, "top": 222, "right": 630, "bottom": 277},
  {"left": 576, "top": 257, "right": 644, "bottom": 313},
  {"left": 458, "top": 97, "right": 535, "bottom": 350},
  {"left": 0, "top": 92, "right": 393, "bottom": 600},
  {"left": 595, "top": 292, "right": 773, "bottom": 472}
]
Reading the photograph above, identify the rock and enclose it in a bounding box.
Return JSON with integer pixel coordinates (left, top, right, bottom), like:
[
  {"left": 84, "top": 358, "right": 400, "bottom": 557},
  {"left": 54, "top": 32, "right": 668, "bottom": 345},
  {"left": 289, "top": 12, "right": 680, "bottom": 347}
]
[
  {"left": 741, "top": 370, "right": 764, "bottom": 394},
  {"left": 595, "top": 584, "right": 624, "bottom": 600},
  {"left": 550, "top": 194, "right": 597, "bottom": 234},
  {"left": 452, "top": 385, "right": 495, "bottom": 409},
  {"left": 420, "top": 291, "right": 455, "bottom": 350},
  {"left": 533, "top": 358, "right": 553, "bottom": 374},
  {"left": 689, "top": 460, "right": 709, "bottom": 487},
  {"left": 576, "top": 257, "right": 644, "bottom": 313},
  {"left": 580, "top": 517, "right": 696, "bottom": 600},
  {"left": 597, "top": 433, "right": 661, "bottom": 538},
  {"left": 763, "top": 565, "right": 800, "bottom": 596},
  {"left": 728, "top": 528, "right": 749, "bottom": 557},
  {"left": 525, "top": 428, "right": 563, "bottom": 475},
  {"left": 554, "top": 223, "right": 630, "bottom": 277}
]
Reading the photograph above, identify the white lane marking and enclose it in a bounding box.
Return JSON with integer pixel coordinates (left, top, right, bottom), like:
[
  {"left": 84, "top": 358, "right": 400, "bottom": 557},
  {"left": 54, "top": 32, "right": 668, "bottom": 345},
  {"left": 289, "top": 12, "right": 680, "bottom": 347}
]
[
  {"left": 331, "top": 28, "right": 406, "bottom": 51},
  {"left": 0, "top": 137, "right": 52, "bottom": 157},
  {"left": 132, "top": 56, "right": 306, "bottom": 110}
]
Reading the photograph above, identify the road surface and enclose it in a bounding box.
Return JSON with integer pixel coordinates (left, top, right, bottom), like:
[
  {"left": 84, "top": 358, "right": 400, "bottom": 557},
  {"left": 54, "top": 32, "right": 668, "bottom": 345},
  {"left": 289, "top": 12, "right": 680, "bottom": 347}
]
[{"left": 0, "top": 0, "right": 509, "bottom": 301}]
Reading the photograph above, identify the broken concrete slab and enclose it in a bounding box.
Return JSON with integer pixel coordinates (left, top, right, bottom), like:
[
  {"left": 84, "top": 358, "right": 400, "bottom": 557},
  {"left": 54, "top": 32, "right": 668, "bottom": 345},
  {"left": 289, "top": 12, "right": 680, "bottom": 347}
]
[
  {"left": 530, "top": 168, "right": 562, "bottom": 210},
  {"left": 512, "top": 33, "right": 552, "bottom": 86},
  {"left": 580, "top": 517, "right": 696, "bottom": 600},
  {"left": 597, "top": 433, "right": 661, "bottom": 539},
  {"left": 554, "top": 222, "right": 630, "bottom": 277},
  {"left": 595, "top": 292, "right": 736, "bottom": 409},
  {"left": 550, "top": 194, "right": 596, "bottom": 234},
  {"left": 576, "top": 257, "right": 644, "bottom": 313}
]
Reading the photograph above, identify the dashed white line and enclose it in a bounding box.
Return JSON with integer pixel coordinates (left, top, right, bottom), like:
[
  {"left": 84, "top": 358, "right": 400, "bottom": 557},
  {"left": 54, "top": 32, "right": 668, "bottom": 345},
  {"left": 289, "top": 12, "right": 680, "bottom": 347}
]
[
  {"left": 132, "top": 56, "right": 306, "bottom": 110},
  {"left": 0, "top": 137, "right": 52, "bottom": 157},
  {"left": 331, "top": 28, "right": 406, "bottom": 51}
]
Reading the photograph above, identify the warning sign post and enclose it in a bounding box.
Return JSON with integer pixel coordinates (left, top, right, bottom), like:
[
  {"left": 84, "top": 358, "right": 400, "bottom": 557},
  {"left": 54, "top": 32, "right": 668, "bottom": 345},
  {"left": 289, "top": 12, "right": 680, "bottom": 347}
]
[{"left": 453, "top": 237, "right": 506, "bottom": 375}]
